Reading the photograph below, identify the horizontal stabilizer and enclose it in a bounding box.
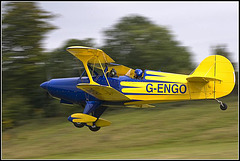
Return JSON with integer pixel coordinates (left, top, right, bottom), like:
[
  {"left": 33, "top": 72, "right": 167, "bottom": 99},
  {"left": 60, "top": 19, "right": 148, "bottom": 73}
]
[
  {"left": 186, "top": 76, "right": 222, "bottom": 83},
  {"left": 77, "top": 83, "right": 130, "bottom": 101}
]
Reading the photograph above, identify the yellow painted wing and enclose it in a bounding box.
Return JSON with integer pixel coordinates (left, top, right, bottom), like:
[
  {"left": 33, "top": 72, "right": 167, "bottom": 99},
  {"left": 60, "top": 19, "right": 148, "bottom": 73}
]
[
  {"left": 77, "top": 83, "right": 130, "bottom": 101},
  {"left": 67, "top": 46, "right": 115, "bottom": 64}
]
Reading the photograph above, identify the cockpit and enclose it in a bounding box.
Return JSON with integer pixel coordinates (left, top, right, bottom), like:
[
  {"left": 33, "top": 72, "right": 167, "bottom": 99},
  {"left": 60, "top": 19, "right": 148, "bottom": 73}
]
[{"left": 78, "top": 62, "right": 144, "bottom": 85}]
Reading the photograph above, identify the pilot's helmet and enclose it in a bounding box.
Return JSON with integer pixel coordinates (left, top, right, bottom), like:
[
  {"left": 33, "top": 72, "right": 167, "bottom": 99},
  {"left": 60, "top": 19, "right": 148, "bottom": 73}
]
[
  {"left": 110, "top": 68, "right": 117, "bottom": 77},
  {"left": 135, "top": 69, "right": 143, "bottom": 77}
]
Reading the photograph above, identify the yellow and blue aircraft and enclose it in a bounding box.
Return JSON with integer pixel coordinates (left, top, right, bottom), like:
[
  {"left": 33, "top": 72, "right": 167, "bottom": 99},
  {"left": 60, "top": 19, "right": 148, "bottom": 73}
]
[{"left": 40, "top": 46, "right": 235, "bottom": 132}]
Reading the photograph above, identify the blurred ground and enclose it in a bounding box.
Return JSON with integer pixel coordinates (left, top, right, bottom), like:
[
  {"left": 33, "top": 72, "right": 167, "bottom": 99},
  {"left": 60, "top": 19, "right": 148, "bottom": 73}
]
[{"left": 2, "top": 95, "right": 238, "bottom": 159}]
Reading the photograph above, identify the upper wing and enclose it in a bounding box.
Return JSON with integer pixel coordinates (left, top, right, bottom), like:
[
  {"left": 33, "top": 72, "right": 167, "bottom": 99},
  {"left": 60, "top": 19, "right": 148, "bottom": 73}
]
[
  {"left": 67, "top": 46, "right": 115, "bottom": 64},
  {"left": 67, "top": 46, "right": 135, "bottom": 77}
]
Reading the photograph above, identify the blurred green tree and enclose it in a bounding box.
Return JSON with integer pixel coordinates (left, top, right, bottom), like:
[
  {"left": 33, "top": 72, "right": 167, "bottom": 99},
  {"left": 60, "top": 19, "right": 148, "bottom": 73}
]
[
  {"left": 44, "top": 38, "right": 96, "bottom": 80},
  {"left": 2, "top": 2, "right": 57, "bottom": 124},
  {"left": 211, "top": 44, "right": 232, "bottom": 61},
  {"left": 102, "top": 15, "right": 194, "bottom": 74}
]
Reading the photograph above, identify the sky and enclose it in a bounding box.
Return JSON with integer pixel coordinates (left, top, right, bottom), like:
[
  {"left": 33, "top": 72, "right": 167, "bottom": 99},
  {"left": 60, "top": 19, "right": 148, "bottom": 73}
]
[{"left": 6, "top": 1, "right": 240, "bottom": 65}]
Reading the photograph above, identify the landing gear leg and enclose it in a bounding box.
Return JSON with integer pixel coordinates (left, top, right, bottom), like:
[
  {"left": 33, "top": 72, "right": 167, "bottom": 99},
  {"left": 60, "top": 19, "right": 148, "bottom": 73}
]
[
  {"left": 68, "top": 102, "right": 107, "bottom": 131},
  {"left": 83, "top": 101, "right": 103, "bottom": 132},
  {"left": 88, "top": 106, "right": 108, "bottom": 132},
  {"left": 216, "top": 99, "right": 227, "bottom": 110}
]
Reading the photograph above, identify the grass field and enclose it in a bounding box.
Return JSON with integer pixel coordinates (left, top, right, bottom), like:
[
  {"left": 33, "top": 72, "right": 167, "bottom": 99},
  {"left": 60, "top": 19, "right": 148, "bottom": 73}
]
[{"left": 2, "top": 95, "right": 239, "bottom": 159}]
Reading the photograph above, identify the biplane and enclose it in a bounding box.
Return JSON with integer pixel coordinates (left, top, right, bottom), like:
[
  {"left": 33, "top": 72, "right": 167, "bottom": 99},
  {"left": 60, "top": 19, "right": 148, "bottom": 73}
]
[{"left": 40, "top": 46, "right": 235, "bottom": 131}]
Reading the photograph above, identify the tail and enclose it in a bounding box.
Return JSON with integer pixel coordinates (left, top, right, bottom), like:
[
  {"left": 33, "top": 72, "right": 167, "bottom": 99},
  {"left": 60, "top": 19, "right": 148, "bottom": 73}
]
[{"left": 187, "top": 55, "right": 235, "bottom": 99}]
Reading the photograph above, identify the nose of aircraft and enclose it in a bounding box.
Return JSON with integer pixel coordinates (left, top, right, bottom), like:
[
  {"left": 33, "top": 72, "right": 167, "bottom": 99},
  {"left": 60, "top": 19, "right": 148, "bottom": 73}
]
[{"left": 40, "top": 81, "right": 49, "bottom": 90}]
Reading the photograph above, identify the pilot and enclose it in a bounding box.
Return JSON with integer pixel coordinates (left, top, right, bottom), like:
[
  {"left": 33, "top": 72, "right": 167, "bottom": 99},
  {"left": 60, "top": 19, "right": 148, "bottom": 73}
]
[
  {"left": 109, "top": 68, "right": 117, "bottom": 77},
  {"left": 134, "top": 69, "right": 143, "bottom": 79}
]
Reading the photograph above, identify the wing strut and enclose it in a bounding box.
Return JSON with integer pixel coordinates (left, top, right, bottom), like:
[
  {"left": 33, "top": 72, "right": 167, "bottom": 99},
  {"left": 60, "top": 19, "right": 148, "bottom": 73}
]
[
  {"left": 97, "top": 56, "right": 110, "bottom": 87},
  {"left": 81, "top": 54, "right": 99, "bottom": 85}
]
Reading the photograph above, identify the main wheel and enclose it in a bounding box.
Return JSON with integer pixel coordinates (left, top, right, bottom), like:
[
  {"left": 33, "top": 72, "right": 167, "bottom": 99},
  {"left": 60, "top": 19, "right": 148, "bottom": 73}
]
[
  {"left": 73, "top": 122, "right": 84, "bottom": 128},
  {"left": 220, "top": 103, "right": 227, "bottom": 110},
  {"left": 88, "top": 125, "right": 101, "bottom": 132}
]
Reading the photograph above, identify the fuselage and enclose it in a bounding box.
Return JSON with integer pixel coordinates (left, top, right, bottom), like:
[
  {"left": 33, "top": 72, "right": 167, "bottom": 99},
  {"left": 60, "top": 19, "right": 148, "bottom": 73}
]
[{"left": 40, "top": 69, "right": 191, "bottom": 106}]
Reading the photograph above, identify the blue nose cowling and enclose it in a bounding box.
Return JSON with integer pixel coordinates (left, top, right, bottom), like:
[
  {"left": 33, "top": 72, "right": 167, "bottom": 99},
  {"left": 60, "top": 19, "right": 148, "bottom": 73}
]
[
  {"left": 68, "top": 115, "right": 73, "bottom": 122},
  {"left": 40, "top": 81, "right": 49, "bottom": 90}
]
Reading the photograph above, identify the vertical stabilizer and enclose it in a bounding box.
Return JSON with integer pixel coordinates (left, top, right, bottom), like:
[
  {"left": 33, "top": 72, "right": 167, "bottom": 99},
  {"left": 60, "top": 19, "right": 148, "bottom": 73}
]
[{"left": 187, "top": 55, "right": 235, "bottom": 99}]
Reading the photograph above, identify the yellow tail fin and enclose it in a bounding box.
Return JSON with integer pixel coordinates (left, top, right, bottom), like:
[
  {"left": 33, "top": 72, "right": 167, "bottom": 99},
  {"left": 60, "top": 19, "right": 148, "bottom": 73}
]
[{"left": 187, "top": 55, "right": 235, "bottom": 99}]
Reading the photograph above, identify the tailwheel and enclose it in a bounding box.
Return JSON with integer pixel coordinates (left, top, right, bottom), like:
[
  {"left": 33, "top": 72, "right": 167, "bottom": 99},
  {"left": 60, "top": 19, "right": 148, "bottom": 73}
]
[
  {"left": 216, "top": 99, "right": 227, "bottom": 110},
  {"left": 73, "top": 122, "right": 85, "bottom": 128},
  {"left": 88, "top": 125, "right": 101, "bottom": 132},
  {"left": 220, "top": 102, "right": 228, "bottom": 111}
]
